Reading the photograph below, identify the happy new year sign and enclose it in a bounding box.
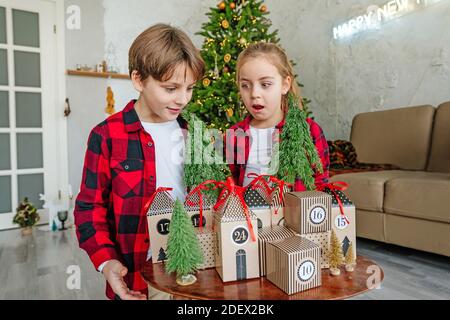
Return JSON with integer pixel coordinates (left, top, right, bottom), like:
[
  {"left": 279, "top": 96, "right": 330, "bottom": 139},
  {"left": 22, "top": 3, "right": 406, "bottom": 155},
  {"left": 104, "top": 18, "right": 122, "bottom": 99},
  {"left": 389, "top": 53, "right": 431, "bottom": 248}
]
[{"left": 333, "top": 0, "right": 444, "bottom": 39}]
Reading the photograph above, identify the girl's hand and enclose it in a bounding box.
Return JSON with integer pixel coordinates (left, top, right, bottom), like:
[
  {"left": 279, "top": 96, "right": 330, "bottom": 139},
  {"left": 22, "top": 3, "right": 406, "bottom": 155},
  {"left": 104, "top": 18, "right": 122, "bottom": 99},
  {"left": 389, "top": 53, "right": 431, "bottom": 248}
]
[{"left": 102, "top": 259, "right": 147, "bottom": 300}]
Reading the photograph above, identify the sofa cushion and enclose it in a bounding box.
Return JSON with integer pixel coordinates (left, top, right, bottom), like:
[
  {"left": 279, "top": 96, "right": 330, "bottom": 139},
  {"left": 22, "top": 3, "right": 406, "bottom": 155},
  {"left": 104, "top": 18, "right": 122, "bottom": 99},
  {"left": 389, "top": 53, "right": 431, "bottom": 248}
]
[
  {"left": 350, "top": 105, "right": 435, "bottom": 170},
  {"left": 384, "top": 173, "right": 450, "bottom": 223},
  {"left": 329, "top": 170, "right": 418, "bottom": 212},
  {"left": 427, "top": 101, "right": 450, "bottom": 173}
]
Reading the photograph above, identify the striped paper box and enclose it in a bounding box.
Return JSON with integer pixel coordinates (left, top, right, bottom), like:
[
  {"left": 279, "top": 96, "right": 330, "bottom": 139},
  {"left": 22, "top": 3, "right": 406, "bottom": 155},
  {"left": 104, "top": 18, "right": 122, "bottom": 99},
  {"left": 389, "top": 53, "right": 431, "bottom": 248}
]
[
  {"left": 266, "top": 236, "right": 322, "bottom": 295},
  {"left": 284, "top": 191, "right": 332, "bottom": 235},
  {"left": 258, "top": 226, "right": 295, "bottom": 276}
]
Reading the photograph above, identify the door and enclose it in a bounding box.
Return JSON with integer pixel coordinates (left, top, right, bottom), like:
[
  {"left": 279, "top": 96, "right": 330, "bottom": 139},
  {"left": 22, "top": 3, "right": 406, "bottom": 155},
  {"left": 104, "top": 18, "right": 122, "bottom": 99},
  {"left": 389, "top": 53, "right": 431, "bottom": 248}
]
[
  {"left": 0, "top": 0, "right": 59, "bottom": 230},
  {"left": 236, "top": 249, "right": 247, "bottom": 280}
]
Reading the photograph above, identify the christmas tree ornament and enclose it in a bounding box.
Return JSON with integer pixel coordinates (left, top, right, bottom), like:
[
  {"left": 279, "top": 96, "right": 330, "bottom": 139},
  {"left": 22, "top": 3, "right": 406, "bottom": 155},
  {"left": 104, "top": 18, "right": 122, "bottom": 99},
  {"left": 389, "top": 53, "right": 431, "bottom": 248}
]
[
  {"left": 203, "top": 78, "right": 211, "bottom": 87},
  {"left": 222, "top": 20, "right": 230, "bottom": 29},
  {"left": 239, "top": 37, "right": 247, "bottom": 45},
  {"left": 224, "top": 53, "right": 232, "bottom": 63},
  {"left": 226, "top": 108, "right": 233, "bottom": 118},
  {"left": 260, "top": 5, "right": 267, "bottom": 12},
  {"left": 218, "top": 1, "right": 226, "bottom": 10},
  {"left": 230, "top": 2, "right": 236, "bottom": 9},
  {"left": 223, "top": 66, "right": 230, "bottom": 73}
]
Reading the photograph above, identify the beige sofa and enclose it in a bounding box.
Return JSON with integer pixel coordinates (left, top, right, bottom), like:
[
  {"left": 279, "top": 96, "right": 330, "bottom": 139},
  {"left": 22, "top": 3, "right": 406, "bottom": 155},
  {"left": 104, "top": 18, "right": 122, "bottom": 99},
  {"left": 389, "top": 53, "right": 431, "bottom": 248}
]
[{"left": 330, "top": 102, "right": 450, "bottom": 257}]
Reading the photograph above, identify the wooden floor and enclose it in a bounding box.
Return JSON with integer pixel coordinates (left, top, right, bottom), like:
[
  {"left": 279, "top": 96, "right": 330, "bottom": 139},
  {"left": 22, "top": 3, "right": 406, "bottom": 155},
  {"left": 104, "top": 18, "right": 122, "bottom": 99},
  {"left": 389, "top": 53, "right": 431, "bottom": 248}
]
[{"left": 0, "top": 226, "right": 449, "bottom": 300}]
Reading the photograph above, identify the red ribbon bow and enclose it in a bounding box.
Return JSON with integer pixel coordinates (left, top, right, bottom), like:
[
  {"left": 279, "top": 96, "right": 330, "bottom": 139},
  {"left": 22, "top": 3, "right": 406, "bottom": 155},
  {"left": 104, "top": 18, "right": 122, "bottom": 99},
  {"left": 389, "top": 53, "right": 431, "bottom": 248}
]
[
  {"left": 246, "top": 173, "right": 273, "bottom": 200},
  {"left": 143, "top": 187, "right": 174, "bottom": 213},
  {"left": 185, "top": 180, "right": 221, "bottom": 230},
  {"left": 213, "top": 177, "right": 257, "bottom": 242},
  {"left": 267, "top": 177, "right": 293, "bottom": 215},
  {"left": 317, "top": 181, "right": 350, "bottom": 224}
]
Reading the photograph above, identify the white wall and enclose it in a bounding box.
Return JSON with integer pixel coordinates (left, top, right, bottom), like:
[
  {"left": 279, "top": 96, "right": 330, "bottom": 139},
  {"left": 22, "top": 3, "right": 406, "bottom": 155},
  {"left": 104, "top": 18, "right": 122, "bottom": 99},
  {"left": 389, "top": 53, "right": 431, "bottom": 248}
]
[
  {"left": 267, "top": 0, "right": 450, "bottom": 140},
  {"left": 65, "top": 0, "right": 450, "bottom": 192},
  {"left": 65, "top": 0, "right": 107, "bottom": 193}
]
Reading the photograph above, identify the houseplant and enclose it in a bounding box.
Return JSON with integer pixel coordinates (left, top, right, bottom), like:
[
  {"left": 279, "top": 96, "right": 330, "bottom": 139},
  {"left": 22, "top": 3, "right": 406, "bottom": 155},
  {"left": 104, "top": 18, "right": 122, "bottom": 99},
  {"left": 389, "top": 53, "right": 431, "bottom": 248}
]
[{"left": 13, "top": 197, "right": 40, "bottom": 236}]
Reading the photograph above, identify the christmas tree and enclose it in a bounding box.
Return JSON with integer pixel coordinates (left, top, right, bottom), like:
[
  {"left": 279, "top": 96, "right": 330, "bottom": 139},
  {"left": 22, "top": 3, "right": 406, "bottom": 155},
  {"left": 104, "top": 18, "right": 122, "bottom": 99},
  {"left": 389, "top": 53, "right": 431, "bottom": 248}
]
[
  {"left": 188, "top": 0, "right": 312, "bottom": 131},
  {"left": 328, "top": 229, "right": 344, "bottom": 276},
  {"left": 165, "top": 200, "right": 203, "bottom": 284},
  {"left": 183, "top": 112, "right": 230, "bottom": 199}
]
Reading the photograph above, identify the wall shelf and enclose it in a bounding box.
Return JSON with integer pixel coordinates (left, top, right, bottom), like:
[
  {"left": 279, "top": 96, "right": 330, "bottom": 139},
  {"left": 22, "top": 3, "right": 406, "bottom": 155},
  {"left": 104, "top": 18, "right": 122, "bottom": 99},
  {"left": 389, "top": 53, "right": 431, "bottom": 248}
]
[{"left": 67, "top": 69, "right": 130, "bottom": 80}]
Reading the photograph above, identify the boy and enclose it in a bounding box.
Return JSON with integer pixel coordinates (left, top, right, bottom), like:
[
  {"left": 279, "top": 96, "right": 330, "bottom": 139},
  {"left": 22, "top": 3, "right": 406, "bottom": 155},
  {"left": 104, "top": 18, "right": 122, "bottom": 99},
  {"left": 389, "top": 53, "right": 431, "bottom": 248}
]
[{"left": 74, "top": 24, "right": 204, "bottom": 300}]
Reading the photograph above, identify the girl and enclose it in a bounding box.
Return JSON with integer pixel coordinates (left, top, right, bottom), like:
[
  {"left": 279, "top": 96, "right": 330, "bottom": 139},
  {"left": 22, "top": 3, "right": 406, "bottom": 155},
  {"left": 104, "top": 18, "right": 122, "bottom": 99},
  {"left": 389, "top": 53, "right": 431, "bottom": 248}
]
[{"left": 227, "top": 42, "right": 329, "bottom": 190}]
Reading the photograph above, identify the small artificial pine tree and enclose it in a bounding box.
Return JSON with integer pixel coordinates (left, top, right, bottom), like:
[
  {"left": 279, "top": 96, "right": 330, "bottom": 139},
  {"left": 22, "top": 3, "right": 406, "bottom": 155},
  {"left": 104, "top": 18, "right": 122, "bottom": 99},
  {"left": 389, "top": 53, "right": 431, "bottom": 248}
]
[
  {"left": 182, "top": 112, "right": 230, "bottom": 200},
  {"left": 328, "top": 229, "right": 344, "bottom": 276},
  {"left": 165, "top": 200, "right": 203, "bottom": 283},
  {"left": 345, "top": 242, "right": 356, "bottom": 272},
  {"left": 13, "top": 197, "right": 40, "bottom": 228},
  {"left": 270, "top": 94, "right": 323, "bottom": 190},
  {"left": 188, "top": 0, "right": 313, "bottom": 131}
]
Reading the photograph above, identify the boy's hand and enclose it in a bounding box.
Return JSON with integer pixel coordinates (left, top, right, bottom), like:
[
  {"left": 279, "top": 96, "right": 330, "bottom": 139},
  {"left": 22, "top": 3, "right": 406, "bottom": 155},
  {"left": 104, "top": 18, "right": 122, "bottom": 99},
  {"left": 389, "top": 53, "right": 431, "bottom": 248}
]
[{"left": 102, "top": 259, "right": 147, "bottom": 300}]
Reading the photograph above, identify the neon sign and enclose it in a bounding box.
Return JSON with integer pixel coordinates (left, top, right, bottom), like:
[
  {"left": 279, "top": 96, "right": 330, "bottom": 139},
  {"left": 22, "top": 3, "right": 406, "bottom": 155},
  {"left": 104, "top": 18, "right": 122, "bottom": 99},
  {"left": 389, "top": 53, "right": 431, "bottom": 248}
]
[{"left": 333, "top": 0, "right": 444, "bottom": 40}]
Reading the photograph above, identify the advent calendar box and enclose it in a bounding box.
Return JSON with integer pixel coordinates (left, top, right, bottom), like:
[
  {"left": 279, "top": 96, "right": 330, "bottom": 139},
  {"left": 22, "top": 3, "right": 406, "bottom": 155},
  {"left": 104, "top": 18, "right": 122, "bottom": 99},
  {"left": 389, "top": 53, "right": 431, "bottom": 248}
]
[
  {"left": 196, "top": 228, "right": 216, "bottom": 270},
  {"left": 146, "top": 190, "right": 175, "bottom": 263},
  {"left": 323, "top": 188, "right": 357, "bottom": 262},
  {"left": 214, "top": 193, "right": 259, "bottom": 282},
  {"left": 266, "top": 236, "right": 321, "bottom": 295},
  {"left": 284, "top": 191, "right": 332, "bottom": 235},
  {"left": 258, "top": 225, "right": 295, "bottom": 276}
]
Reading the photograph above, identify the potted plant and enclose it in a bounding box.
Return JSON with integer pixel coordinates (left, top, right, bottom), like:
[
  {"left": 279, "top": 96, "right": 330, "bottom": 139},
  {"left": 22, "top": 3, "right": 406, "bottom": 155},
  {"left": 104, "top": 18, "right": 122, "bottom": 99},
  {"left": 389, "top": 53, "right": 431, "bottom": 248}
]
[{"left": 13, "top": 197, "right": 40, "bottom": 236}]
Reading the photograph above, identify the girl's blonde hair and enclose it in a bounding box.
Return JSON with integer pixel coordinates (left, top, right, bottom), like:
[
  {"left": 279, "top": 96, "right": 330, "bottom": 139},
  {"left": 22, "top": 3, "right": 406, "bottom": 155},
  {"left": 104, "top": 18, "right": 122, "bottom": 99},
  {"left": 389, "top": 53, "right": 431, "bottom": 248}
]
[{"left": 236, "top": 42, "right": 302, "bottom": 111}]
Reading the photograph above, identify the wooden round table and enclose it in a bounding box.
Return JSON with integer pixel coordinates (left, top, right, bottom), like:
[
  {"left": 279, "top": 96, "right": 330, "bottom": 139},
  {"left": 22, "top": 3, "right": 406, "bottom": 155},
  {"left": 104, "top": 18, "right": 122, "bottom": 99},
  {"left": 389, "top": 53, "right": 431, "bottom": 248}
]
[{"left": 141, "top": 255, "right": 384, "bottom": 300}]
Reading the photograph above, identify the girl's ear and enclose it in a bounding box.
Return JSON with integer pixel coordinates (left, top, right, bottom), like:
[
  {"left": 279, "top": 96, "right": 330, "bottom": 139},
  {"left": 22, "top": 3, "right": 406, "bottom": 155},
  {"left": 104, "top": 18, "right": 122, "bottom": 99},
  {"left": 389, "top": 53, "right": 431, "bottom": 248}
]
[
  {"left": 131, "top": 70, "right": 144, "bottom": 92},
  {"left": 282, "top": 76, "right": 292, "bottom": 95}
]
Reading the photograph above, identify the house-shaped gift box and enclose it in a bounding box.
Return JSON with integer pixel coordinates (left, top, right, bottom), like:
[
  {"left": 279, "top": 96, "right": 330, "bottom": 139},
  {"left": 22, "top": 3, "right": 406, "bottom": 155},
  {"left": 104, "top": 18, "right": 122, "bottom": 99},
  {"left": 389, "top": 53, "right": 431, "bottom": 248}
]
[
  {"left": 184, "top": 190, "right": 214, "bottom": 229},
  {"left": 321, "top": 187, "right": 357, "bottom": 262},
  {"left": 244, "top": 187, "right": 271, "bottom": 229},
  {"left": 196, "top": 228, "right": 216, "bottom": 270},
  {"left": 146, "top": 189, "right": 175, "bottom": 264},
  {"left": 213, "top": 179, "right": 259, "bottom": 282}
]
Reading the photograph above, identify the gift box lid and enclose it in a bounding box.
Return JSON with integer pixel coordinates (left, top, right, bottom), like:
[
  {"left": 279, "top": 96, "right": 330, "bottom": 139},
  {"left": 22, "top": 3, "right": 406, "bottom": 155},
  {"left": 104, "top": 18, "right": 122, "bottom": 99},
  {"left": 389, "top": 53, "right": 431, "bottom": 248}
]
[
  {"left": 215, "top": 193, "right": 257, "bottom": 222},
  {"left": 323, "top": 188, "right": 353, "bottom": 207},
  {"left": 269, "top": 235, "right": 320, "bottom": 254},
  {"left": 147, "top": 191, "right": 174, "bottom": 216},
  {"left": 269, "top": 184, "right": 291, "bottom": 207},
  {"left": 184, "top": 190, "right": 214, "bottom": 211},
  {"left": 258, "top": 225, "right": 295, "bottom": 241},
  {"left": 244, "top": 187, "right": 271, "bottom": 209}
]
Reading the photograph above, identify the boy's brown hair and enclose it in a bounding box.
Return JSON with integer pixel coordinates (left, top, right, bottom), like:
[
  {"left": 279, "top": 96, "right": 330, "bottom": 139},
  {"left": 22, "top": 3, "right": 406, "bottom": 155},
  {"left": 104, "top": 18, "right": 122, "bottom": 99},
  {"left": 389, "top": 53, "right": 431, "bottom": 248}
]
[{"left": 128, "top": 23, "right": 204, "bottom": 82}]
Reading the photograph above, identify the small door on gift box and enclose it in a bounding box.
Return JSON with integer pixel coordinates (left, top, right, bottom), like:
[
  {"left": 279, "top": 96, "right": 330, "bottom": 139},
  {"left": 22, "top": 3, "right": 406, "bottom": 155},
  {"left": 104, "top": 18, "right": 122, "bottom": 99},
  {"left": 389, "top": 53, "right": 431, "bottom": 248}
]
[{"left": 236, "top": 249, "right": 247, "bottom": 280}]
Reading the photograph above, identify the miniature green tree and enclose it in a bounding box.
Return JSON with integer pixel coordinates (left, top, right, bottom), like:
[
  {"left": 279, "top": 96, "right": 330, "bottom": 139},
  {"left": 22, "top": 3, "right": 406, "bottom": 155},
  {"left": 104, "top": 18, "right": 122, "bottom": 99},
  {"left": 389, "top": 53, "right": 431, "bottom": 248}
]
[
  {"left": 328, "top": 229, "right": 344, "bottom": 276},
  {"left": 165, "top": 200, "right": 204, "bottom": 285},
  {"left": 183, "top": 112, "right": 230, "bottom": 200}
]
